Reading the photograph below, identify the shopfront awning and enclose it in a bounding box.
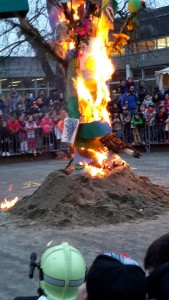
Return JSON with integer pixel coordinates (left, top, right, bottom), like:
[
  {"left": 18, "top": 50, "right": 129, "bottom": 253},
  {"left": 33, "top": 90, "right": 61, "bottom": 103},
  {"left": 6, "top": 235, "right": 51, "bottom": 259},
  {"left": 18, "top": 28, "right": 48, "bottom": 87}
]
[{"left": 155, "top": 67, "right": 169, "bottom": 91}]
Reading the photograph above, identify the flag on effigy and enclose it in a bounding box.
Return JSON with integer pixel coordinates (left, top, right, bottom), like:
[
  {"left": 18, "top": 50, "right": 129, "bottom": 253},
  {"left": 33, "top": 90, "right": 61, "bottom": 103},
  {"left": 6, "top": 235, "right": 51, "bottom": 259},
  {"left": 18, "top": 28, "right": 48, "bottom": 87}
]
[
  {"left": 62, "top": 117, "right": 79, "bottom": 144},
  {"left": 47, "top": 0, "right": 63, "bottom": 35},
  {"left": 101, "top": 0, "right": 118, "bottom": 29}
]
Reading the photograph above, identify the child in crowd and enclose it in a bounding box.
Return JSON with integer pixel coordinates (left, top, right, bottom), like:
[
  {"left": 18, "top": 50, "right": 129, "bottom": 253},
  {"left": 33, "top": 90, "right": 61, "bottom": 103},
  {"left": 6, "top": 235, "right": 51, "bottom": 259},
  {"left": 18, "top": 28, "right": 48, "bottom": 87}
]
[
  {"left": 131, "top": 112, "right": 143, "bottom": 145},
  {"left": 7, "top": 115, "right": 20, "bottom": 153},
  {"left": 164, "top": 93, "right": 169, "bottom": 112},
  {"left": 55, "top": 109, "right": 67, "bottom": 150},
  {"left": 142, "top": 95, "right": 154, "bottom": 108},
  {"left": 107, "top": 102, "right": 121, "bottom": 120},
  {"left": 164, "top": 112, "right": 169, "bottom": 143},
  {"left": 144, "top": 104, "right": 156, "bottom": 142},
  {"left": 139, "top": 104, "right": 146, "bottom": 120},
  {"left": 0, "top": 121, "right": 10, "bottom": 156},
  {"left": 122, "top": 113, "right": 132, "bottom": 143},
  {"left": 144, "top": 104, "right": 156, "bottom": 125},
  {"left": 40, "top": 112, "right": 54, "bottom": 150},
  {"left": 15, "top": 103, "right": 25, "bottom": 118},
  {"left": 25, "top": 115, "right": 38, "bottom": 153},
  {"left": 18, "top": 114, "right": 28, "bottom": 153},
  {"left": 111, "top": 112, "right": 123, "bottom": 138}
]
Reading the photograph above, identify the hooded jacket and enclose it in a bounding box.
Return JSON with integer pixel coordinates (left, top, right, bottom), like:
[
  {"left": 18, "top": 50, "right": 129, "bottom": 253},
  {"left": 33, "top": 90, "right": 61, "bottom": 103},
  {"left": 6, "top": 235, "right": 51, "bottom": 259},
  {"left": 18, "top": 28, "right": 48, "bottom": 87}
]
[{"left": 147, "top": 262, "right": 169, "bottom": 300}]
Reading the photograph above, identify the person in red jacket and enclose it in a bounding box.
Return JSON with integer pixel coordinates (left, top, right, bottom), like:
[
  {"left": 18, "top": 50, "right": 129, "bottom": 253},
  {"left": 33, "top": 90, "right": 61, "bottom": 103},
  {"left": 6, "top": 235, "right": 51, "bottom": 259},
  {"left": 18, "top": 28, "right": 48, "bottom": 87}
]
[
  {"left": 7, "top": 115, "right": 20, "bottom": 153},
  {"left": 39, "top": 113, "right": 54, "bottom": 150}
]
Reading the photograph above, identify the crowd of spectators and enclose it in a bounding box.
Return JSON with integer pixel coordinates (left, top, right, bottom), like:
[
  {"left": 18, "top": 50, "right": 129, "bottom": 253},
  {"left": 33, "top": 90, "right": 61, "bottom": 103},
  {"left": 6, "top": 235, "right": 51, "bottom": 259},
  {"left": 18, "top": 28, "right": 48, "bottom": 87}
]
[
  {"left": 1, "top": 78, "right": 169, "bottom": 157},
  {"left": 108, "top": 77, "right": 169, "bottom": 146},
  {"left": 0, "top": 87, "right": 67, "bottom": 156}
]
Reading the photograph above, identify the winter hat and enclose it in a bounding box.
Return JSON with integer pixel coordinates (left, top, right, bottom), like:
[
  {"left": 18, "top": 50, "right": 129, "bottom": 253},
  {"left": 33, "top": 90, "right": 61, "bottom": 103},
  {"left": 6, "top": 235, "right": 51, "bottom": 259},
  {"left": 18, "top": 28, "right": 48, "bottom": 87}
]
[
  {"left": 147, "top": 262, "right": 169, "bottom": 300},
  {"left": 86, "top": 254, "right": 146, "bottom": 300}
]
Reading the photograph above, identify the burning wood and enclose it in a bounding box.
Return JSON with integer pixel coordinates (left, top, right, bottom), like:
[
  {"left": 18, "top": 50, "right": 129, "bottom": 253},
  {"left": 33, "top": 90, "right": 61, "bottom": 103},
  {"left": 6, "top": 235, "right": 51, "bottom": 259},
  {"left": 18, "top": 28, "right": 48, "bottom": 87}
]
[{"left": 100, "top": 133, "right": 141, "bottom": 158}]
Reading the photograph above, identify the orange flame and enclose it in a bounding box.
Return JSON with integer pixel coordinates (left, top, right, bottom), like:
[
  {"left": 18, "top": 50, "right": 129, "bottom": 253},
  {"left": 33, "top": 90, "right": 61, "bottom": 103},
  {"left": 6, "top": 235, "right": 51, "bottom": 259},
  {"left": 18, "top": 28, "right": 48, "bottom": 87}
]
[
  {"left": 85, "top": 165, "right": 105, "bottom": 177},
  {"left": 0, "top": 197, "right": 19, "bottom": 211},
  {"left": 84, "top": 152, "right": 127, "bottom": 177},
  {"left": 76, "top": 14, "right": 115, "bottom": 124}
]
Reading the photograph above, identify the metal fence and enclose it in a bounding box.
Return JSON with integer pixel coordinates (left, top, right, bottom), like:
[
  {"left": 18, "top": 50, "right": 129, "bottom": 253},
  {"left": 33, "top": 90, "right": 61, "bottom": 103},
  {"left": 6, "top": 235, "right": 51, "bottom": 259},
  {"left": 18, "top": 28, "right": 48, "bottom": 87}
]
[{"left": 0, "top": 124, "right": 169, "bottom": 157}]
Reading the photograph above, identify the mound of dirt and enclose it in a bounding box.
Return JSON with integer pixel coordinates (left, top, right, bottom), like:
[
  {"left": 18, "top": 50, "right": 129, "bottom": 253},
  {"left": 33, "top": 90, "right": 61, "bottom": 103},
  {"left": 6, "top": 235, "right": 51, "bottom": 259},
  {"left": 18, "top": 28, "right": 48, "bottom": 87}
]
[{"left": 11, "top": 166, "right": 169, "bottom": 227}]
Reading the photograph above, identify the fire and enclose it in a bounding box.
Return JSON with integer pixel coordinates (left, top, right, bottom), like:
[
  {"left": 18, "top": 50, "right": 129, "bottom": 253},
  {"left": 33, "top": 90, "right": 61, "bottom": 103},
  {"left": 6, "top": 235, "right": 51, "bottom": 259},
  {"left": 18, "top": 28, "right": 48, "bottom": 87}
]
[
  {"left": 85, "top": 165, "right": 105, "bottom": 177},
  {"left": 85, "top": 152, "right": 127, "bottom": 177},
  {"left": 76, "top": 14, "right": 115, "bottom": 124},
  {"left": 78, "top": 148, "right": 127, "bottom": 177},
  {"left": 0, "top": 197, "right": 19, "bottom": 211}
]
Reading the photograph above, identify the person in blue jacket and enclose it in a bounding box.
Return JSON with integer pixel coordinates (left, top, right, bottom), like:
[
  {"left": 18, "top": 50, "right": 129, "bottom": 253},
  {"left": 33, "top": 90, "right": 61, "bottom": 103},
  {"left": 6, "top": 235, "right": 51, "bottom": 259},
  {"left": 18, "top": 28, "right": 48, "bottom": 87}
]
[{"left": 121, "top": 85, "right": 138, "bottom": 115}]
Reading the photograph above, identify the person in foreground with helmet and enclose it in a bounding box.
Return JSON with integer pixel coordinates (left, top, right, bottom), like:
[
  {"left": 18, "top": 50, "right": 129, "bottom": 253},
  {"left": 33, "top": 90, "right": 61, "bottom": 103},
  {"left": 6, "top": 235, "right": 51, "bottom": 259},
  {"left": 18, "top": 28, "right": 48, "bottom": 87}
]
[
  {"left": 13, "top": 242, "right": 87, "bottom": 300},
  {"left": 76, "top": 252, "right": 147, "bottom": 300}
]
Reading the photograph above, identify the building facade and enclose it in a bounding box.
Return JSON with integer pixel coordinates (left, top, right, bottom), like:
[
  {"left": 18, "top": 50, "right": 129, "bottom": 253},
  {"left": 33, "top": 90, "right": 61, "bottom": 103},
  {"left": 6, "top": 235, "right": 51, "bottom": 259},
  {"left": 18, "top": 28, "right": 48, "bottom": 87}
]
[{"left": 110, "top": 5, "right": 169, "bottom": 93}]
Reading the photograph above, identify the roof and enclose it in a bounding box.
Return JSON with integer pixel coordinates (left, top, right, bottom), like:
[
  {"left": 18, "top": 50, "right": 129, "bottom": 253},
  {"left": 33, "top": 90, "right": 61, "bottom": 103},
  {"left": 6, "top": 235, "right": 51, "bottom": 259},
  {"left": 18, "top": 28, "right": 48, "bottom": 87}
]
[{"left": 155, "top": 67, "right": 169, "bottom": 76}]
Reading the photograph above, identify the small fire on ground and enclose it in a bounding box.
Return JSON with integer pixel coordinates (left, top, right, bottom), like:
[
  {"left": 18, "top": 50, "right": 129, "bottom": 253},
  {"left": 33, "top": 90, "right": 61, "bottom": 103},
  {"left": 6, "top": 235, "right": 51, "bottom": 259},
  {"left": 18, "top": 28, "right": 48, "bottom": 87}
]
[{"left": 0, "top": 197, "right": 19, "bottom": 211}]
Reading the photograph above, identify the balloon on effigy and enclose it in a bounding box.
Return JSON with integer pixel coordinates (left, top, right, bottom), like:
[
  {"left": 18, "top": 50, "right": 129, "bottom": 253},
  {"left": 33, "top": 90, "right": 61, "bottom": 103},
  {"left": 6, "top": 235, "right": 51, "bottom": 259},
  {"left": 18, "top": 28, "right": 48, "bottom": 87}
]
[{"left": 128, "top": 0, "right": 145, "bottom": 14}]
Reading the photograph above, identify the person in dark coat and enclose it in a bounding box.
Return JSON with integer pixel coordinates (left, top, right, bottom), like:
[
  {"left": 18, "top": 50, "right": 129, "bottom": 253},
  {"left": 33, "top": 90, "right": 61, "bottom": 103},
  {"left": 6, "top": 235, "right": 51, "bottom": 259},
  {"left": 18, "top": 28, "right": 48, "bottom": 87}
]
[
  {"left": 144, "top": 233, "right": 169, "bottom": 300},
  {"left": 0, "top": 121, "right": 10, "bottom": 156},
  {"left": 137, "top": 80, "right": 148, "bottom": 105},
  {"left": 125, "top": 77, "right": 136, "bottom": 93},
  {"left": 0, "top": 95, "right": 6, "bottom": 114}
]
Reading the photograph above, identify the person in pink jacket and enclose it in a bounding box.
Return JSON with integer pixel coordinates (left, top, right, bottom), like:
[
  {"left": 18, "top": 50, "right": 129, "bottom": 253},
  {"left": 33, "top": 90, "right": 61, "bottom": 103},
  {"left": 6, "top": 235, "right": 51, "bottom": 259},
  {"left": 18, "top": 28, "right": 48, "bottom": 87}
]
[
  {"left": 39, "top": 113, "right": 54, "bottom": 150},
  {"left": 55, "top": 109, "right": 67, "bottom": 150},
  {"left": 25, "top": 115, "right": 38, "bottom": 153}
]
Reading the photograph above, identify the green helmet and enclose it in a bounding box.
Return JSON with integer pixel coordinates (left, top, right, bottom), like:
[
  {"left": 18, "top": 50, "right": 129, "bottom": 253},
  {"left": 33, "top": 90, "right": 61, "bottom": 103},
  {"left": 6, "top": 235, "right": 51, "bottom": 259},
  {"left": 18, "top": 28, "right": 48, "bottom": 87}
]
[{"left": 39, "top": 242, "right": 86, "bottom": 300}]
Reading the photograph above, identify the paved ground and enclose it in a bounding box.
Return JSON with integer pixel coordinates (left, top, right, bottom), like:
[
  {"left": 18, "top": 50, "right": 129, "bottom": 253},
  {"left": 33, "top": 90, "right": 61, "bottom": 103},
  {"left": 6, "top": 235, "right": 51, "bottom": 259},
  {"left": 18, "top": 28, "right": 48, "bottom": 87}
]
[{"left": 0, "top": 152, "right": 169, "bottom": 300}]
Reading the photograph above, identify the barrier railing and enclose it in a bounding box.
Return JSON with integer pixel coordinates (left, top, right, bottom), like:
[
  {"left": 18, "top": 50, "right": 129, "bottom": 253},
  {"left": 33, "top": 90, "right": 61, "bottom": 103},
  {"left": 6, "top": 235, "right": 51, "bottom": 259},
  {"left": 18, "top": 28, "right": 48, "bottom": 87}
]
[{"left": 0, "top": 124, "right": 169, "bottom": 156}]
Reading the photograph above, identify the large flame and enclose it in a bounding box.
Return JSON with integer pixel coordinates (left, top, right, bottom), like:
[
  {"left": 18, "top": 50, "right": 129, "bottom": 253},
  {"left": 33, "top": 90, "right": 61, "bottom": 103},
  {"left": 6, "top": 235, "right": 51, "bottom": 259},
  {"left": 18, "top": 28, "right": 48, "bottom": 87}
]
[
  {"left": 77, "top": 14, "right": 115, "bottom": 123},
  {"left": 0, "top": 197, "right": 19, "bottom": 211}
]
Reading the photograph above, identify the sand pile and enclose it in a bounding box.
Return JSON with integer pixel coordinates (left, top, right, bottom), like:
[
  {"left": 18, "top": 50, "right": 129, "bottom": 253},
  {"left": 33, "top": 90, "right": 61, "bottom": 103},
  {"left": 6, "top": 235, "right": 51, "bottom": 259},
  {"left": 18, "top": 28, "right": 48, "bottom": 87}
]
[{"left": 11, "top": 166, "right": 169, "bottom": 227}]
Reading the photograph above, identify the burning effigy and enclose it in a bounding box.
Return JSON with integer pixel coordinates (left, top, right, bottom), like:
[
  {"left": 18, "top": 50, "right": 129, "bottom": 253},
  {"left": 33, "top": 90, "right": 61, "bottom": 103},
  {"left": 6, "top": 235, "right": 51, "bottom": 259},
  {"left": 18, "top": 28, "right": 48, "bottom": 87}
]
[{"left": 47, "top": 0, "right": 146, "bottom": 174}]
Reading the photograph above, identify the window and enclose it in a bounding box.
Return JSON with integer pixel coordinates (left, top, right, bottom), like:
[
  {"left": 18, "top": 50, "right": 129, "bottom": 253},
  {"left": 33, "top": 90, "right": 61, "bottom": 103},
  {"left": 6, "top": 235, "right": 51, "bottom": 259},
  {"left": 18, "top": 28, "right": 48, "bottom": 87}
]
[
  {"left": 138, "top": 39, "right": 156, "bottom": 52},
  {"left": 133, "top": 69, "right": 142, "bottom": 80},
  {"left": 166, "top": 37, "right": 169, "bottom": 47},
  {"left": 157, "top": 38, "right": 166, "bottom": 49}
]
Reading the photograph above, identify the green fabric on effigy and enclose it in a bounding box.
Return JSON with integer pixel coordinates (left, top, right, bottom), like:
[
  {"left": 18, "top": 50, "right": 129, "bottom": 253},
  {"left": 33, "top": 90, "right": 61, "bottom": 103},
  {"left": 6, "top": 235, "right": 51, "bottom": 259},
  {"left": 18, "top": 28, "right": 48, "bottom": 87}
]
[
  {"left": 78, "top": 121, "right": 112, "bottom": 139},
  {"left": 68, "top": 95, "right": 80, "bottom": 119}
]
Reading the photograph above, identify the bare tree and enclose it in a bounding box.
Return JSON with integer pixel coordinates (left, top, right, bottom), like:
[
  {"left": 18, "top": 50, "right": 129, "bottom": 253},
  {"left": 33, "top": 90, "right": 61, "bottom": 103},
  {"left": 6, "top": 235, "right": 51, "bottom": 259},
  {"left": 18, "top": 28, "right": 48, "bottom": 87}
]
[{"left": 0, "top": 0, "right": 67, "bottom": 89}]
